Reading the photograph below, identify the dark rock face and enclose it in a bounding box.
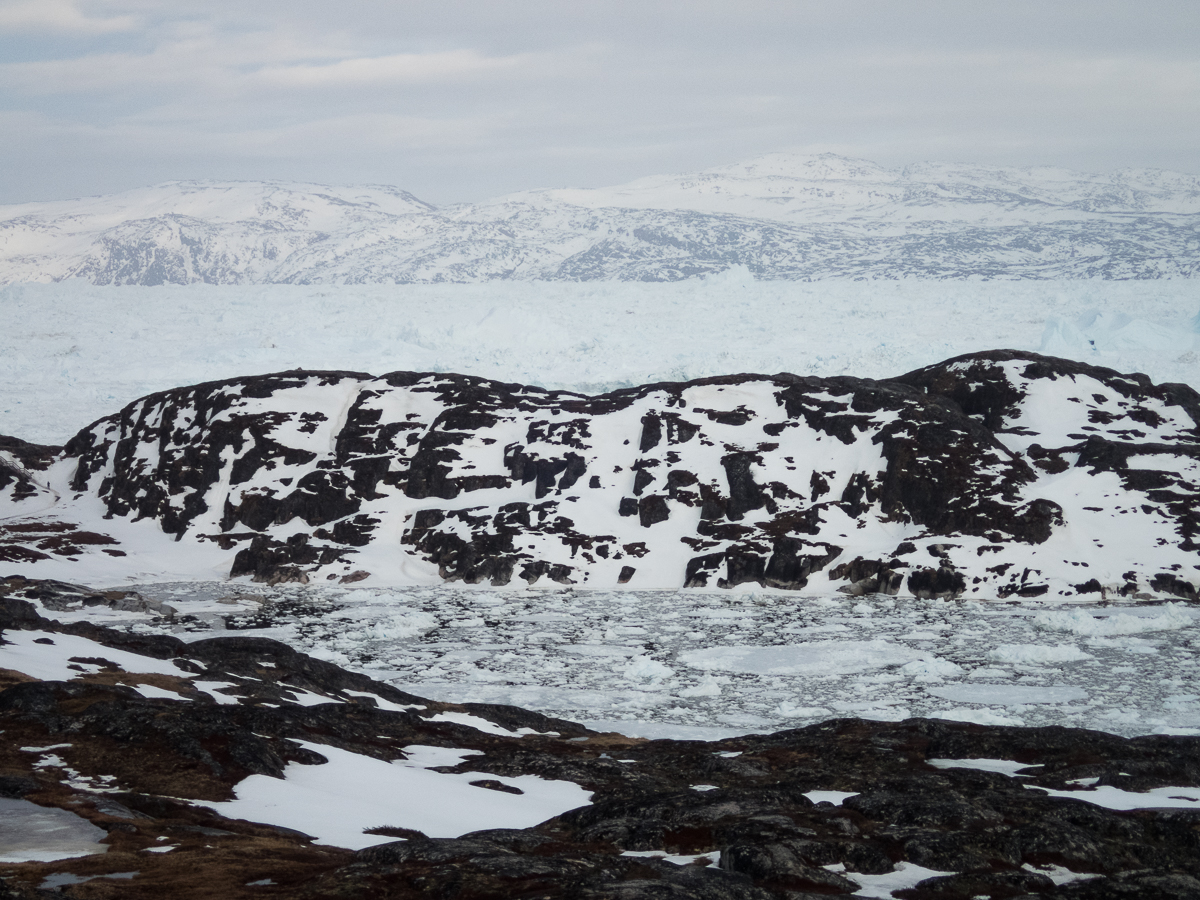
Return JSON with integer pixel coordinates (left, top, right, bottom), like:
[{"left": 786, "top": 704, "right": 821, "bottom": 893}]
[
  {"left": 0, "top": 436, "right": 59, "bottom": 474},
  {"left": 0, "top": 436, "right": 59, "bottom": 518},
  {"left": 2, "top": 351, "right": 1198, "bottom": 600},
  {"left": 0, "top": 521, "right": 124, "bottom": 565},
  {"left": 7, "top": 585, "right": 1200, "bottom": 899},
  {"left": 829, "top": 556, "right": 906, "bottom": 596},
  {"left": 0, "top": 575, "right": 173, "bottom": 616}
]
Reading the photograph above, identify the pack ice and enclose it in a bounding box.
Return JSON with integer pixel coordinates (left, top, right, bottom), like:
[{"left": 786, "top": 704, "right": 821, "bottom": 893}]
[{"left": 1, "top": 350, "right": 1197, "bottom": 603}]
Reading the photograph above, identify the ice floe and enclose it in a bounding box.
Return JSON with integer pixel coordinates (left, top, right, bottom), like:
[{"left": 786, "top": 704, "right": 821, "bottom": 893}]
[
  {"left": 0, "top": 798, "right": 109, "bottom": 863},
  {"left": 52, "top": 581, "right": 1200, "bottom": 740}
]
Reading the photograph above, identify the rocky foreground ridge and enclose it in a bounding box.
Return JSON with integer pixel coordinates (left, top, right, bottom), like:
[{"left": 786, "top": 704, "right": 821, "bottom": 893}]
[
  {"left": 4, "top": 579, "right": 1200, "bottom": 899},
  {"left": 1, "top": 350, "right": 1199, "bottom": 599},
  {"left": 2, "top": 154, "right": 1199, "bottom": 284}
]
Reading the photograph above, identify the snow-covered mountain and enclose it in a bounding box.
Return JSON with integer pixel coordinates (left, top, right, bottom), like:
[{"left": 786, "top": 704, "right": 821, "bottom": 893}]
[
  {"left": 2, "top": 154, "right": 1198, "bottom": 284},
  {"left": 0, "top": 180, "right": 434, "bottom": 285},
  {"left": 506, "top": 152, "right": 1200, "bottom": 224},
  {"left": 3, "top": 351, "right": 1198, "bottom": 602}
]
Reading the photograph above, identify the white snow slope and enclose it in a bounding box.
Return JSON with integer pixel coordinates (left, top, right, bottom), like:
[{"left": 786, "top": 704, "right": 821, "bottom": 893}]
[
  {"left": 2, "top": 343, "right": 1198, "bottom": 610},
  {"left": 2, "top": 153, "right": 1199, "bottom": 284}
]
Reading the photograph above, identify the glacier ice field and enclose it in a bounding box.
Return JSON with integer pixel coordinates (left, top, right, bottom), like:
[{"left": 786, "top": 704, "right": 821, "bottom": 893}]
[{"left": 1, "top": 276, "right": 1198, "bottom": 444}]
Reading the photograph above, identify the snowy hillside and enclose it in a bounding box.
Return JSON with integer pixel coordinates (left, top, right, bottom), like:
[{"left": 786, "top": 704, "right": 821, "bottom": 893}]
[
  {"left": 3, "top": 154, "right": 1198, "bottom": 284},
  {"left": 3, "top": 351, "right": 1198, "bottom": 606},
  {"left": 508, "top": 152, "right": 1200, "bottom": 224},
  {"left": 0, "top": 181, "right": 434, "bottom": 286}
]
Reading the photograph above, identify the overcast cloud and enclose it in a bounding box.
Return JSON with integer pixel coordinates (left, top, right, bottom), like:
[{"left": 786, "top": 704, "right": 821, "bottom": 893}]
[{"left": 1, "top": 0, "right": 1197, "bottom": 205}]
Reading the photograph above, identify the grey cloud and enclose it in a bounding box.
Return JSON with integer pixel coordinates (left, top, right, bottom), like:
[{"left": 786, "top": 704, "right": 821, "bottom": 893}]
[
  {"left": 0, "top": 0, "right": 138, "bottom": 33},
  {"left": 0, "top": 0, "right": 1197, "bottom": 204}
]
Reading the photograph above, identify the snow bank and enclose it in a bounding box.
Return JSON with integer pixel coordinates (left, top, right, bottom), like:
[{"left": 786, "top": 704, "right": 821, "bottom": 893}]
[
  {"left": 209, "top": 741, "right": 592, "bottom": 849},
  {"left": 0, "top": 630, "right": 188, "bottom": 682},
  {"left": 927, "top": 758, "right": 1035, "bottom": 777},
  {"left": 1028, "top": 784, "right": 1200, "bottom": 811},
  {"left": 843, "top": 863, "right": 958, "bottom": 899}
]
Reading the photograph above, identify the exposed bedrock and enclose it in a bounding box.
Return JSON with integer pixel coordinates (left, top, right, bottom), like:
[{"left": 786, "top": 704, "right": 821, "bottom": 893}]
[
  {"left": 6, "top": 588, "right": 1200, "bottom": 898},
  {"left": 2, "top": 351, "right": 1198, "bottom": 598}
]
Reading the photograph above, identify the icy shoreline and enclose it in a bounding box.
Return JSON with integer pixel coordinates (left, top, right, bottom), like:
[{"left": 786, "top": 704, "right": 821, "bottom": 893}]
[{"left": 71, "top": 581, "right": 1200, "bottom": 742}]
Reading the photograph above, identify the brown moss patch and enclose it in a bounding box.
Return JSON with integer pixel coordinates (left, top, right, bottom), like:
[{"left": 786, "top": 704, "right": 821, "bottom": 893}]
[
  {"left": 0, "top": 666, "right": 38, "bottom": 690},
  {"left": 0, "top": 829, "right": 350, "bottom": 900},
  {"left": 557, "top": 732, "right": 648, "bottom": 751},
  {"left": 57, "top": 733, "right": 240, "bottom": 802},
  {"left": 76, "top": 672, "right": 203, "bottom": 699}
]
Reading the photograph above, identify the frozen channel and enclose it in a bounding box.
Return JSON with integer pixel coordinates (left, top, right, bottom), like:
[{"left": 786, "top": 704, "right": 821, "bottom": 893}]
[{"left": 92, "top": 584, "right": 1200, "bottom": 741}]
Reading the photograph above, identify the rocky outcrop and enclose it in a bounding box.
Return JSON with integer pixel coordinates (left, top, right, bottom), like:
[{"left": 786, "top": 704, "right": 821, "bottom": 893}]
[
  {"left": 5, "top": 583, "right": 1200, "bottom": 899},
  {"left": 1, "top": 351, "right": 1198, "bottom": 599},
  {"left": 0, "top": 436, "right": 58, "bottom": 510}
]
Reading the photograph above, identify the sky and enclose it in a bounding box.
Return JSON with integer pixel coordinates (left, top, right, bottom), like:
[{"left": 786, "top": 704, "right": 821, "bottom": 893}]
[{"left": 1, "top": 0, "right": 1198, "bottom": 206}]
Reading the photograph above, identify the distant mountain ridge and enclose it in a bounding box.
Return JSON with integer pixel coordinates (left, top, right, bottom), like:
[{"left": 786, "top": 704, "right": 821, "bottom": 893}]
[{"left": 2, "top": 153, "right": 1198, "bottom": 284}]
